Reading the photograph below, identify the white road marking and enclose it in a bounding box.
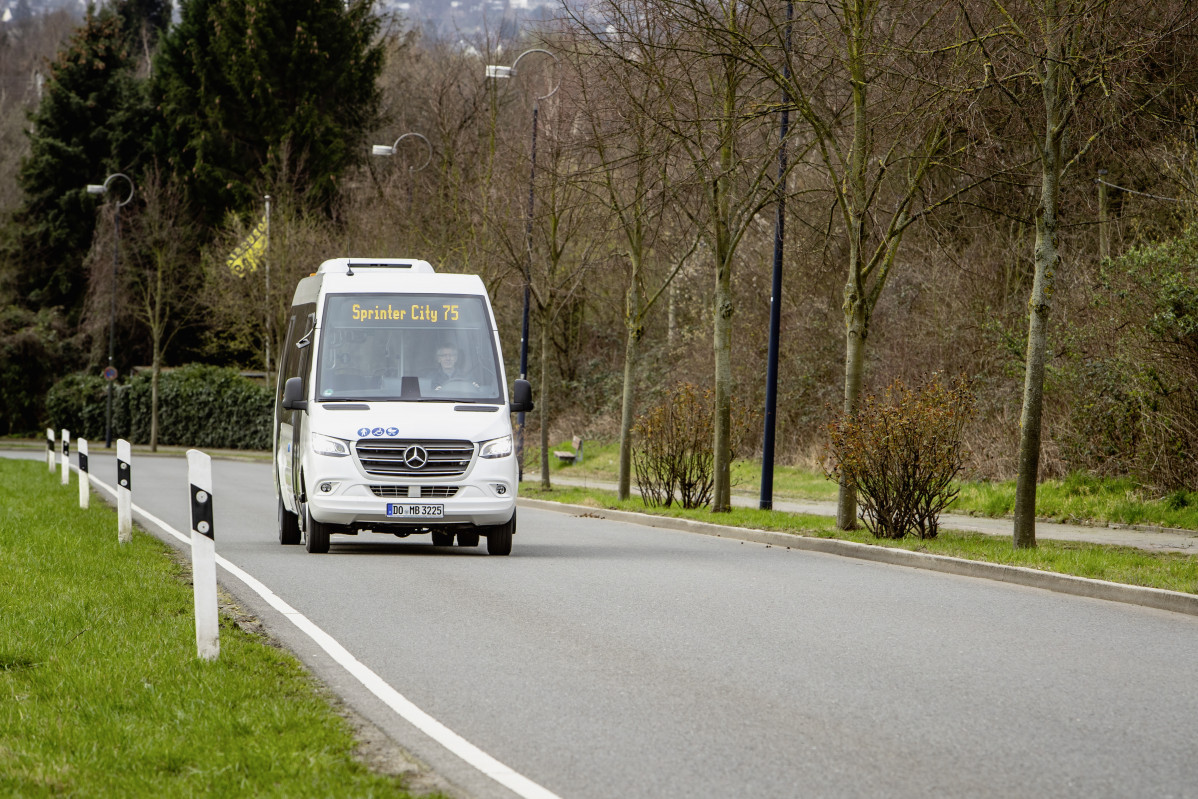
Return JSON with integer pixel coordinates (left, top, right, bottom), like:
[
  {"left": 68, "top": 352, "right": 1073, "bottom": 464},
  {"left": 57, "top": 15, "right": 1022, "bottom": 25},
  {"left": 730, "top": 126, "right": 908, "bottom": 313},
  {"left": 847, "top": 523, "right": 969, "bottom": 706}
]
[{"left": 83, "top": 467, "right": 563, "bottom": 799}]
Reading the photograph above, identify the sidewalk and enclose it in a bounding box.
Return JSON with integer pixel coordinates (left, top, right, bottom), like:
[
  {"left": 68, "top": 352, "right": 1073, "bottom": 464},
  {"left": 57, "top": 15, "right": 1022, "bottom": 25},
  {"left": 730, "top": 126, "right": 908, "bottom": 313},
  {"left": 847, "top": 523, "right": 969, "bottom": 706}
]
[{"left": 526, "top": 472, "right": 1198, "bottom": 555}]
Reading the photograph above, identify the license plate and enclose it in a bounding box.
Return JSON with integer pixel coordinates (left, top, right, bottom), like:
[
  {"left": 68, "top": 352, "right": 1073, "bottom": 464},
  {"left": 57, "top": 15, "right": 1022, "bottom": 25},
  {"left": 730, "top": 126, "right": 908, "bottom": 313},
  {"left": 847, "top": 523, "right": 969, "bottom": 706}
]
[{"left": 387, "top": 503, "right": 444, "bottom": 519}]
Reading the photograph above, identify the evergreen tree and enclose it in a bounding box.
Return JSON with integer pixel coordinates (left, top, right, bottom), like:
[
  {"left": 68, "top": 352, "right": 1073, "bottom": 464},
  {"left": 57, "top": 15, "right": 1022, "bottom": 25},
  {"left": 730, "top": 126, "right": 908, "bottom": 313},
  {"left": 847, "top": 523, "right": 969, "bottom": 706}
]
[
  {"left": 118, "top": 0, "right": 173, "bottom": 48},
  {"left": 151, "top": 0, "right": 385, "bottom": 220},
  {"left": 9, "top": 7, "right": 147, "bottom": 315}
]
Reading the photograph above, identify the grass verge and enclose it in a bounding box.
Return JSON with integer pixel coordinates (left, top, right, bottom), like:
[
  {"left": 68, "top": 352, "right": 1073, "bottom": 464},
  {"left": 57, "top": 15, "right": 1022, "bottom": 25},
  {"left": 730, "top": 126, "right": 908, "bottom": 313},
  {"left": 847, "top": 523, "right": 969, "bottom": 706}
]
[
  {"left": 521, "top": 484, "right": 1198, "bottom": 595},
  {"left": 537, "top": 442, "right": 1198, "bottom": 530},
  {"left": 0, "top": 458, "right": 432, "bottom": 798}
]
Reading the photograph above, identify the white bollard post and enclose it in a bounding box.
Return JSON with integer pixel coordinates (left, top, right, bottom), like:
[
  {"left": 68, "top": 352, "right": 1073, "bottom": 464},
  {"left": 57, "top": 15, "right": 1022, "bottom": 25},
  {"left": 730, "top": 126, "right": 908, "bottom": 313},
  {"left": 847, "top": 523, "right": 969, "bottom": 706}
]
[
  {"left": 187, "top": 449, "right": 219, "bottom": 661},
  {"left": 77, "top": 439, "right": 90, "bottom": 509},
  {"left": 47, "top": 428, "right": 55, "bottom": 472},
  {"left": 60, "top": 429, "right": 70, "bottom": 486},
  {"left": 116, "top": 439, "right": 132, "bottom": 544}
]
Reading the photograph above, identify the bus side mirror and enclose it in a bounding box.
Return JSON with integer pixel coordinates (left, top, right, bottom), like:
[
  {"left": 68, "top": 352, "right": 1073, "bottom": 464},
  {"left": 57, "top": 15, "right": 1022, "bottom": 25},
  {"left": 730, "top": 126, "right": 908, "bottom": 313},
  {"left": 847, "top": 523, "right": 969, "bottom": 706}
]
[
  {"left": 282, "top": 377, "right": 308, "bottom": 411},
  {"left": 510, "top": 379, "right": 534, "bottom": 413}
]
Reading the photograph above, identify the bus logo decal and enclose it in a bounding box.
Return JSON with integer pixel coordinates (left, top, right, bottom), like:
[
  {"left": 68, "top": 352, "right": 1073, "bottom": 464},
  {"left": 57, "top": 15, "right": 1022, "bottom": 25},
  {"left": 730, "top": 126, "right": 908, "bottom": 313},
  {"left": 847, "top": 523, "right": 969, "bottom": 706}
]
[{"left": 403, "top": 446, "right": 429, "bottom": 469}]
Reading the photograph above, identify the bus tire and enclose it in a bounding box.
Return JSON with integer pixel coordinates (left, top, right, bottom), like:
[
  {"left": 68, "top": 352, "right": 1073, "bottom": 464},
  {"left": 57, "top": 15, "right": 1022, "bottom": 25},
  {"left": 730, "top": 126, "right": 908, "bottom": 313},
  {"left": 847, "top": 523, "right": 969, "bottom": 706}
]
[
  {"left": 304, "top": 504, "right": 331, "bottom": 554},
  {"left": 486, "top": 512, "right": 514, "bottom": 556},
  {"left": 279, "top": 498, "right": 301, "bottom": 545}
]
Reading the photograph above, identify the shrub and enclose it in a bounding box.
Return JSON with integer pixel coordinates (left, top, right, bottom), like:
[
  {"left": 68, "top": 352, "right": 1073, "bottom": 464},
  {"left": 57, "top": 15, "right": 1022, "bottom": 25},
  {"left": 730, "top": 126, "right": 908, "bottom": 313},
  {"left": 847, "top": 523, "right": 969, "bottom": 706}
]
[
  {"left": 44, "top": 373, "right": 110, "bottom": 441},
  {"left": 1063, "top": 229, "right": 1198, "bottom": 491},
  {"left": 45, "top": 364, "right": 272, "bottom": 450},
  {"left": 632, "top": 384, "right": 714, "bottom": 508},
  {"left": 0, "top": 307, "right": 73, "bottom": 436},
  {"left": 631, "top": 383, "right": 756, "bottom": 509},
  {"left": 825, "top": 374, "right": 976, "bottom": 539}
]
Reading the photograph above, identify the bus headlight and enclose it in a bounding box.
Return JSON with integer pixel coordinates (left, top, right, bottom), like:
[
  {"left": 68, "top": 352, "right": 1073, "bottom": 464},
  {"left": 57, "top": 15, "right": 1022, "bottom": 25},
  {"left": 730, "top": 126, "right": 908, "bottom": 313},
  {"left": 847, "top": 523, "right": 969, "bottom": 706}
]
[
  {"left": 312, "top": 433, "right": 350, "bottom": 457},
  {"left": 479, "top": 435, "right": 513, "bottom": 459}
]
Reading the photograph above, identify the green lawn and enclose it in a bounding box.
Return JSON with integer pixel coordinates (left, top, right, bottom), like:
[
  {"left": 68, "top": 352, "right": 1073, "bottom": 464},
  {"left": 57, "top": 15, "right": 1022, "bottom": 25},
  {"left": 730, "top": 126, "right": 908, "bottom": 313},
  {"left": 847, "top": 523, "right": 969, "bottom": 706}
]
[
  {"left": 536, "top": 440, "right": 1198, "bottom": 530},
  {"left": 0, "top": 459, "right": 433, "bottom": 798},
  {"left": 520, "top": 483, "right": 1198, "bottom": 595}
]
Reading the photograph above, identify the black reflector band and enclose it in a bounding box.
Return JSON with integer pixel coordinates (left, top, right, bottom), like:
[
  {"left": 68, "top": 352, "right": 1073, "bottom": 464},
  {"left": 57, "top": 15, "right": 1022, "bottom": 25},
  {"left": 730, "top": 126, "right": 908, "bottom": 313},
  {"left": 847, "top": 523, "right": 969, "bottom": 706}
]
[
  {"left": 190, "top": 484, "right": 214, "bottom": 540},
  {"left": 79, "top": 453, "right": 88, "bottom": 473},
  {"left": 118, "top": 459, "right": 131, "bottom": 490}
]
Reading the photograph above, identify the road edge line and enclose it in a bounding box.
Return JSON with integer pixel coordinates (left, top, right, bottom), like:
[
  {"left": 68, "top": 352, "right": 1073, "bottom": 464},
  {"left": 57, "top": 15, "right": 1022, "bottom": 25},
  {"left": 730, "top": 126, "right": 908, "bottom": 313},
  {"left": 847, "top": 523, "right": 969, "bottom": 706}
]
[
  {"left": 518, "top": 497, "right": 1198, "bottom": 617},
  {"left": 82, "top": 468, "right": 564, "bottom": 799}
]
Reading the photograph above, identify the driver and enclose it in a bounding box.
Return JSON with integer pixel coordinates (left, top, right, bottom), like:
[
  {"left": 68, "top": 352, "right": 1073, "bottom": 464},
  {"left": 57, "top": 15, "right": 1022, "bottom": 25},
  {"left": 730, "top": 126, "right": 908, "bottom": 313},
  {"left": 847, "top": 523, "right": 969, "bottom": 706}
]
[{"left": 428, "top": 342, "right": 479, "bottom": 391}]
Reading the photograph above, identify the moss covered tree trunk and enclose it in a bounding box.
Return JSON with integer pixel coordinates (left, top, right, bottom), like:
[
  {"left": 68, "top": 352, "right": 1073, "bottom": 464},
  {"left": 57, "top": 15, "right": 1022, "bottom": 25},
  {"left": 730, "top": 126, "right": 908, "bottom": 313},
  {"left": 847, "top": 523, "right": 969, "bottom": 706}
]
[
  {"left": 540, "top": 320, "right": 552, "bottom": 490},
  {"left": 835, "top": 1, "right": 870, "bottom": 530},
  {"left": 712, "top": 245, "right": 733, "bottom": 513},
  {"left": 1013, "top": 15, "right": 1065, "bottom": 549},
  {"left": 149, "top": 253, "right": 165, "bottom": 453},
  {"left": 710, "top": 49, "right": 737, "bottom": 514},
  {"left": 837, "top": 287, "right": 868, "bottom": 528},
  {"left": 617, "top": 273, "right": 642, "bottom": 500}
]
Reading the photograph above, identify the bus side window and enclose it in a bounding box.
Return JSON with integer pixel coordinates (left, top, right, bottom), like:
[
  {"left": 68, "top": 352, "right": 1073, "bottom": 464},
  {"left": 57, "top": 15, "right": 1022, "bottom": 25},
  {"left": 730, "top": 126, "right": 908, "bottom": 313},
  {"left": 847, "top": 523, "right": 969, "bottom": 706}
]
[
  {"left": 276, "top": 316, "right": 297, "bottom": 405},
  {"left": 296, "top": 313, "right": 316, "bottom": 388}
]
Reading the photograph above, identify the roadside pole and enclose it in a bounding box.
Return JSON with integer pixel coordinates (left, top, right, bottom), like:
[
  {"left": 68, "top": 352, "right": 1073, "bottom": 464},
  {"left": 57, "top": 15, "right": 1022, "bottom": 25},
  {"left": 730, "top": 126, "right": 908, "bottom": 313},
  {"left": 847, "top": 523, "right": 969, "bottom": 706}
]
[
  {"left": 187, "top": 449, "right": 219, "bottom": 661},
  {"left": 47, "top": 428, "right": 55, "bottom": 472},
  {"left": 60, "top": 429, "right": 70, "bottom": 486},
  {"left": 78, "top": 438, "right": 90, "bottom": 509},
  {"left": 116, "top": 439, "right": 132, "bottom": 544}
]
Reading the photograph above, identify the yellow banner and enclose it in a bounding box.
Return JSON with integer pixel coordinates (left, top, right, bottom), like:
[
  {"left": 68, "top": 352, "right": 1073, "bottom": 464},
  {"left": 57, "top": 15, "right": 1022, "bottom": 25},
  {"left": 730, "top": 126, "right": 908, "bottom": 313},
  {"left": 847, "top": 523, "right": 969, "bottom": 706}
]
[{"left": 226, "top": 214, "right": 267, "bottom": 277}]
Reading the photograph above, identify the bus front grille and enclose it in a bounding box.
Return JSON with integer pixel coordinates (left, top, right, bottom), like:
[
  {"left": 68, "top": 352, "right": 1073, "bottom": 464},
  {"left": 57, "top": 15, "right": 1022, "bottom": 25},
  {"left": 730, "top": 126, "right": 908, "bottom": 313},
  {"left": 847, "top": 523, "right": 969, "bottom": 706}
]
[
  {"left": 369, "top": 485, "right": 460, "bottom": 498},
  {"left": 355, "top": 439, "right": 474, "bottom": 477}
]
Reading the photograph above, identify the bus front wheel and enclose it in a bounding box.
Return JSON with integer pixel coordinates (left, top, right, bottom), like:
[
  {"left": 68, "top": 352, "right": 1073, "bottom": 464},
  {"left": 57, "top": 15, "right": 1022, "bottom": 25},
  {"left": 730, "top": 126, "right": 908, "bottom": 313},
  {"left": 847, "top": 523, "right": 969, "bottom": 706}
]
[{"left": 303, "top": 504, "right": 331, "bottom": 554}]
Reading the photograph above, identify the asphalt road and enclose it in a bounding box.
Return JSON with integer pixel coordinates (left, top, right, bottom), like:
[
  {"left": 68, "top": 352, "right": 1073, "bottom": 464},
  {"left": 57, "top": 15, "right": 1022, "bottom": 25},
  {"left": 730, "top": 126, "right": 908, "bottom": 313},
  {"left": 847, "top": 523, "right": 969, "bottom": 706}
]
[{"left": 14, "top": 450, "right": 1198, "bottom": 799}]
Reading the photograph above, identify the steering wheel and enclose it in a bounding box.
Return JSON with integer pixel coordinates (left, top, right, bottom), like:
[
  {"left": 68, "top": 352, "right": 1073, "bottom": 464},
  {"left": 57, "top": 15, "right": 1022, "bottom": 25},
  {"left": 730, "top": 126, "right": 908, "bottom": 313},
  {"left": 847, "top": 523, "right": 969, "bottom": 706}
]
[{"left": 434, "top": 377, "right": 481, "bottom": 394}]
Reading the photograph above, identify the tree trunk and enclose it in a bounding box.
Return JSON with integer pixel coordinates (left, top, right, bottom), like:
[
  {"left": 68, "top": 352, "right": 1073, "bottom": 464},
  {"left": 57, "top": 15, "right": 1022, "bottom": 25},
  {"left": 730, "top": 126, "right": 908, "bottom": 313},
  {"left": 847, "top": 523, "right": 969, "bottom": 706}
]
[
  {"left": 617, "top": 288, "right": 641, "bottom": 500},
  {"left": 711, "top": 58, "right": 736, "bottom": 514},
  {"left": 836, "top": 2, "right": 869, "bottom": 530},
  {"left": 150, "top": 353, "right": 160, "bottom": 453},
  {"left": 540, "top": 320, "right": 552, "bottom": 490},
  {"left": 150, "top": 264, "right": 163, "bottom": 453},
  {"left": 836, "top": 289, "right": 867, "bottom": 529},
  {"left": 712, "top": 249, "right": 733, "bottom": 512},
  {"left": 1013, "top": 12, "right": 1064, "bottom": 550},
  {"left": 667, "top": 280, "right": 677, "bottom": 350},
  {"left": 1013, "top": 156, "right": 1061, "bottom": 548}
]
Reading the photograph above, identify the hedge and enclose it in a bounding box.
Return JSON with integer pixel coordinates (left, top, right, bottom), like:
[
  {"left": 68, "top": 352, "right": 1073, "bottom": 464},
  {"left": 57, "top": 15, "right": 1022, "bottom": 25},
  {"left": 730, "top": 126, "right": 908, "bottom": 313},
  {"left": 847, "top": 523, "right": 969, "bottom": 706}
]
[{"left": 45, "top": 364, "right": 273, "bottom": 450}]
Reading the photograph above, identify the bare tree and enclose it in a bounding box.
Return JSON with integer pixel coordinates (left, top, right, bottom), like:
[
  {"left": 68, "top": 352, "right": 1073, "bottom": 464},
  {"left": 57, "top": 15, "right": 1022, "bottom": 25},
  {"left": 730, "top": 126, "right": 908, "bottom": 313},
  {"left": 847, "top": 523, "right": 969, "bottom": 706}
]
[
  {"left": 121, "top": 170, "right": 202, "bottom": 450},
  {"left": 565, "top": 23, "right": 699, "bottom": 499},
  {"left": 360, "top": 30, "right": 514, "bottom": 273},
  {"left": 720, "top": 0, "right": 1003, "bottom": 528},
  {"left": 963, "top": 0, "right": 1197, "bottom": 547},
  {"left": 567, "top": 0, "right": 789, "bottom": 512}
]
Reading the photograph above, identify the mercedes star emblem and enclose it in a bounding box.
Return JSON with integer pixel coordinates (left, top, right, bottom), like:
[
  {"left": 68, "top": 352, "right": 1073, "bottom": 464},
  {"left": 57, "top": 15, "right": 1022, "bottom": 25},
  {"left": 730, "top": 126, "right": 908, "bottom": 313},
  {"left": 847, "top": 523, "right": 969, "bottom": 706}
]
[{"left": 403, "top": 445, "right": 429, "bottom": 469}]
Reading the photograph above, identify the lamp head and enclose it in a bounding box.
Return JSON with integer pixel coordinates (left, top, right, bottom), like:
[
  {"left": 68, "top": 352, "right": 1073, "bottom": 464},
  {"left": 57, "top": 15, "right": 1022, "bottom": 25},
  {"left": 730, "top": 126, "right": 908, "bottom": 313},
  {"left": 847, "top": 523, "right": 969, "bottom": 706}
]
[
  {"left": 86, "top": 184, "right": 106, "bottom": 195},
  {"left": 371, "top": 144, "right": 394, "bottom": 157},
  {"left": 485, "top": 65, "right": 513, "bottom": 79}
]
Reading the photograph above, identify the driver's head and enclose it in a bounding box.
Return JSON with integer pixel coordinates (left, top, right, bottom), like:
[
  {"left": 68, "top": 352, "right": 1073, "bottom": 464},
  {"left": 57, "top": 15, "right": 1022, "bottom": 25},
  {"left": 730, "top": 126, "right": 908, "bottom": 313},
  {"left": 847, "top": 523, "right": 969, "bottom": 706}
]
[{"left": 435, "top": 343, "right": 458, "bottom": 370}]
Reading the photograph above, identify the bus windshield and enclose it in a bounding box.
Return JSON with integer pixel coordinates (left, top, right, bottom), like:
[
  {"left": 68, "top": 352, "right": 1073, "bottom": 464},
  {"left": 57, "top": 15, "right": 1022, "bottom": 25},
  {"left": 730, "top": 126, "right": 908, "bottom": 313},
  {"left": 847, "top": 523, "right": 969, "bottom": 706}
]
[{"left": 314, "top": 293, "right": 502, "bottom": 403}]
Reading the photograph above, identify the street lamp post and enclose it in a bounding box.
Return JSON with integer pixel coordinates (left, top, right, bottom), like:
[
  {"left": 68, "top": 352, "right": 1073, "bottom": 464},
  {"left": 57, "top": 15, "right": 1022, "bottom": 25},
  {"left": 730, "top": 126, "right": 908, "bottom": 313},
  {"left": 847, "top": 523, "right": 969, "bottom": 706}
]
[
  {"left": 371, "top": 131, "right": 433, "bottom": 166},
  {"left": 371, "top": 132, "right": 433, "bottom": 212},
  {"left": 86, "top": 173, "right": 135, "bottom": 449},
  {"left": 485, "top": 48, "right": 560, "bottom": 482},
  {"left": 760, "top": 3, "right": 793, "bottom": 510}
]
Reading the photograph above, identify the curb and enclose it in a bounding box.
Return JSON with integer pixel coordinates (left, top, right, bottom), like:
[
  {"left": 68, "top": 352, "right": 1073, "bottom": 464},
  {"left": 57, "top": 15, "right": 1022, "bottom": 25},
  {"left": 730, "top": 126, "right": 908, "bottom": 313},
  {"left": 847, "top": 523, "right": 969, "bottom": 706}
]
[
  {"left": 527, "top": 472, "right": 1198, "bottom": 544},
  {"left": 518, "top": 497, "right": 1198, "bottom": 618}
]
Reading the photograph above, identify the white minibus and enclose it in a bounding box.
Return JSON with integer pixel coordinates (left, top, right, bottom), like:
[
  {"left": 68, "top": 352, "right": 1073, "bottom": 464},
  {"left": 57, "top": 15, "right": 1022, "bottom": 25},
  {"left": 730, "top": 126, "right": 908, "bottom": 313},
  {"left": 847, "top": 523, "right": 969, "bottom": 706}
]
[{"left": 274, "top": 258, "right": 533, "bottom": 555}]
